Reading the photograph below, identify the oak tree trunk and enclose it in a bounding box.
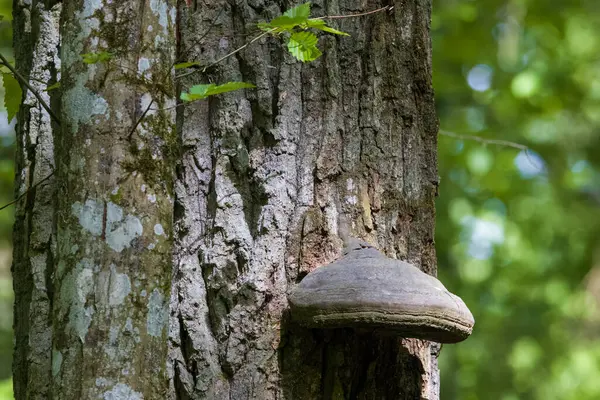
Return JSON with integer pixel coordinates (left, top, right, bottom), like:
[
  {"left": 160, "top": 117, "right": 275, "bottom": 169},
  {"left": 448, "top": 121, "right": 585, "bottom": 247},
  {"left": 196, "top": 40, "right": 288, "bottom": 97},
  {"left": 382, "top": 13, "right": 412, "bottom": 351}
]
[
  {"left": 170, "top": 1, "right": 440, "bottom": 398},
  {"left": 12, "top": 0, "right": 440, "bottom": 399}
]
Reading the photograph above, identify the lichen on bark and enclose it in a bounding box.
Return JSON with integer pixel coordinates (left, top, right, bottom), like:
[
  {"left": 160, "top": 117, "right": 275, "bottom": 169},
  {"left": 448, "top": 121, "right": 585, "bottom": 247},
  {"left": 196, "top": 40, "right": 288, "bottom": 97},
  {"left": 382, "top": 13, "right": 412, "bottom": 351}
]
[{"left": 51, "top": 0, "right": 177, "bottom": 398}]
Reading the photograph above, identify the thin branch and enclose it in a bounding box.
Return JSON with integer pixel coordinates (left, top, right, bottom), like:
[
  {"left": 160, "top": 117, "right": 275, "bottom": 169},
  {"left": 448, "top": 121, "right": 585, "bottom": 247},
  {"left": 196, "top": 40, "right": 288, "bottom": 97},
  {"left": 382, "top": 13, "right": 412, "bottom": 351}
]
[
  {"left": 128, "top": 98, "right": 155, "bottom": 139},
  {"left": 439, "top": 130, "right": 543, "bottom": 171},
  {"left": 152, "top": 95, "right": 210, "bottom": 112},
  {"left": 176, "top": 29, "right": 273, "bottom": 80},
  {"left": 0, "top": 52, "right": 61, "bottom": 125},
  {"left": 439, "top": 130, "right": 529, "bottom": 151},
  {"left": 316, "top": 5, "right": 394, "bottom": 20},
  {"left": 0, "top": 171, "right": 55, "bottom": 211}
]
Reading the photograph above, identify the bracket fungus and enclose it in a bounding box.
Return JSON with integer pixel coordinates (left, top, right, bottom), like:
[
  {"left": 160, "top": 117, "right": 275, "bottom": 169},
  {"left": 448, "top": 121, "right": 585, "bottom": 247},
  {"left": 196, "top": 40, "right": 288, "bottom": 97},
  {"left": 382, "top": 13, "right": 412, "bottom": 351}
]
[{"left": 288, "top": 239, "right": 475, "bottom": 343}]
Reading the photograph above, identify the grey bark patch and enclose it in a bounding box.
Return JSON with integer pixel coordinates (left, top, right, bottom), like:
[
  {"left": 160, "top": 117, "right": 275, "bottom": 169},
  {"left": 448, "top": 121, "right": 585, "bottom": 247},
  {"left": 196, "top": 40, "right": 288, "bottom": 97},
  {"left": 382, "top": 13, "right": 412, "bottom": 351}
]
[
  {"left": 102, "top": 383, "right": 144, "bottom": 400},
  {"left": 52, "top": 349, "right": 63, "bottom": 377},
  {"left": 147, "top": 288, "right": 167, "bottom": 337},
  {"left": 71, "top": 200, "right": 144, "bottom": 252},
  {"left": 108, "top": 265, "right": 132, "bottom": 306},
  {"left": 59, "top": 258, "right": 96, "bottom": 341},
  {"left": 72, "top": 199, "right": 104, "bottom": 236},
  {"left": 62, "top": 71, "right": 109, "bottom": 133},
  {"left": 106, "top": 202, "right": 144, "bottom": 252}
]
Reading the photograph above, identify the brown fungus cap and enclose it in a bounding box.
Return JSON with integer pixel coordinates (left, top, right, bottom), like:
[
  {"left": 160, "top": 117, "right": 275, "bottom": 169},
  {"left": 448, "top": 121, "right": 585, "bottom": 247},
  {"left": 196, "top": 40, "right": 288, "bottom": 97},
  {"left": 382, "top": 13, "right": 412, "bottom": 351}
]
[{"left": 288, "top": 240, "right": 475, "bottom": 343}]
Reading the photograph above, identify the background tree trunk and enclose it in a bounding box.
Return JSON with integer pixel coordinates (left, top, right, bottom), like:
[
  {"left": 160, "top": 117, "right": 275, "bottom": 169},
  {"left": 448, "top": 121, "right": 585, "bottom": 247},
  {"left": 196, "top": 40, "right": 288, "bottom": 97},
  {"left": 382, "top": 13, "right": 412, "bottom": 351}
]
[
  {"left": 170, "top": 1, "right": 440, "bottom": 399},
  {"left": 51, "top": 0, "right": 176, "bottom": 398},
  {"left": 12, "top": 0, "right": 439, "bottom": 399},
  {"left": 12, "top": 2, "right": 60, "bottom": 398},
  {"left": 13, "top": 0, "right": 177, "bottom": 398}
]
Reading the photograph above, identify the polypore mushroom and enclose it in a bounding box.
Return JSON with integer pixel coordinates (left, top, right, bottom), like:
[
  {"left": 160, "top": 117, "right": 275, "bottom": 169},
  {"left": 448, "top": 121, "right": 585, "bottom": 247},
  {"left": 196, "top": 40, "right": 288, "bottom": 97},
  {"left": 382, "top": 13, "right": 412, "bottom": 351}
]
[{"left": 288, "top": 239, "right": 474, "bottom": 343}]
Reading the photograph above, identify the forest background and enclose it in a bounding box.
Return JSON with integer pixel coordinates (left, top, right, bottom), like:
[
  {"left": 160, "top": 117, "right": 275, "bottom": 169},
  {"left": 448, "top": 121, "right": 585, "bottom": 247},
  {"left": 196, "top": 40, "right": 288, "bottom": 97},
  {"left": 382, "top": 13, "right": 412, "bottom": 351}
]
[{"left": 1, "top": 1, "right": 599, "bottom": 399}]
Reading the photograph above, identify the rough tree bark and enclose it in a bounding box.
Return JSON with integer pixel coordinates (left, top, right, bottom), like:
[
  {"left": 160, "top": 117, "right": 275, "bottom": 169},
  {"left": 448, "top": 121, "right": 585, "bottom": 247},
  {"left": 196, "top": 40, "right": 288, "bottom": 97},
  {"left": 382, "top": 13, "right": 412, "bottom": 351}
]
[
  {"left": 13, "top": 0, "right": 177, "bottom": 398},
  {"left": 170, "top": 0, "right": 439, "bottom": 399},
  {"left": 12, "top": 0, "right": 440, "bottom": 399},
  {"left": 12, "top": 1, "right": 60, "bottom": 398},
  {"left": 52, "top": 0, "right": 176, "bottom": 398}
]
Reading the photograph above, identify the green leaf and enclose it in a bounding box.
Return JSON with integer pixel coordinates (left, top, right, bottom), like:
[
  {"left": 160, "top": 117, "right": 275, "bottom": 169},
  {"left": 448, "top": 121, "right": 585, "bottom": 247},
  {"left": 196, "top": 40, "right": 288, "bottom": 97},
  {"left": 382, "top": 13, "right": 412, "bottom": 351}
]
[
  {"left": 204, "top": 82, "right": 256, "bottom": 96},
  {"left": 258, "top": 2, "right": 312, "bottom": 33},
  {"left": 180, "top": 92, "right": 197, "bottom": 102},
  {"left": 257, "top": 22, "right": 273, "bottom": 31},
  {"left": 258, "top": 16, "right": 305, "bottom": 32},
  {"left": 287, "top": 31, "right": 322, "bottom": 62},
  {"left": 174, "top": 61, "right": 202, "bottom": 70},
  {"left": 45, "top": 82, "right": 61, "bottom": 92},
  {"left": 81, "top": 51, "right": 113, "bottom": 64},
  {"left": 305, "top": 19, "right": 350, "bottom": 36},
  {"left": 304, "top": 19, "right": 326, "bottom": 29},
  {"left": 180, "top": 82, "right": 256, "bottom": 102},
  {"left": 188, "top": 84, "right": 212, "bottom": 97},
  {"left": 284, "top": 2, "right": 311, "bottom": 20},
  {"left": 2, "top": 72, "right": 21, "bottom": 122}
]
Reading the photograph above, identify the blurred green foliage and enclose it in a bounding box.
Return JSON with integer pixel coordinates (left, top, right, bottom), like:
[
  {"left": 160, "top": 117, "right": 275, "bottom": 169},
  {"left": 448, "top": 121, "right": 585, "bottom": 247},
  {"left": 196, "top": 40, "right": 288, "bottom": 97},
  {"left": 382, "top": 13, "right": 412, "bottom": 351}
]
[
  {"left": 0, "top": 1, "right": 599, "bottom": 399},
  {"left": 0, "top": 0, "right": 14, "bottom": 397},
  {"left": 0, "top": 0, "right": 12, "bottom": 246},
  {"left": 433, "top": 0, "right": 600, "bottom": 399}
]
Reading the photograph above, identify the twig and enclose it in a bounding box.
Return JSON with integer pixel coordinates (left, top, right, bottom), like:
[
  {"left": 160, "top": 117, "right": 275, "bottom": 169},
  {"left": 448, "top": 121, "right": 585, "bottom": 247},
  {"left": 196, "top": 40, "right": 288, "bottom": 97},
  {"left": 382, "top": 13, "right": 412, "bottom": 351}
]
[
  {"left": 152, "top": 96, "right": 210, "bottom": 112},
  {"left": 176, "top": 29, "right": 273, "bottom": 80},
  {"left": 128, "top": 98, "right": 155, "bottom": 139},
  {"left": 0, "top": 52, "right": 61, "bottom": 125},
  {"left": 439, "top": 130, "right": 529, "bottom": 151},
  {"left": 316, "top": 5, "right": 394, "bottom": 20},
  {"left": 0, "top": 171, "right": 55, "bottom": 211},
  {"left": 439, "top": 130, "right": 543, "bottom": 171}
]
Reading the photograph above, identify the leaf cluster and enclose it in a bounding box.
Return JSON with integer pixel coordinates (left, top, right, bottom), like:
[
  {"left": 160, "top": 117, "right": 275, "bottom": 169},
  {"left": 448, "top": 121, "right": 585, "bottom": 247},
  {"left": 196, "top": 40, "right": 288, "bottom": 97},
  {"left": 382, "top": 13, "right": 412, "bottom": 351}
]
[
  {"left": 177, "top": 2, "right": 349, "bottom": 103},
  {"left": 258, "top": 2, "right": 348, "bottom": 63},
  {"left": 1, "top": 73, "right": 19, "bottom": 122}
]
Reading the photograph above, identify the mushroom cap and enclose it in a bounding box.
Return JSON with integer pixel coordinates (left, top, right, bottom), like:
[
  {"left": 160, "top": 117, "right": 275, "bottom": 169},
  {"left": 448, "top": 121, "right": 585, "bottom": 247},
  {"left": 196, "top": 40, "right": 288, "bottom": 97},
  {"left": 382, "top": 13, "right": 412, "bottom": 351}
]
[{"left": 288, "top": 243, "right": 474, "bottom": 343}]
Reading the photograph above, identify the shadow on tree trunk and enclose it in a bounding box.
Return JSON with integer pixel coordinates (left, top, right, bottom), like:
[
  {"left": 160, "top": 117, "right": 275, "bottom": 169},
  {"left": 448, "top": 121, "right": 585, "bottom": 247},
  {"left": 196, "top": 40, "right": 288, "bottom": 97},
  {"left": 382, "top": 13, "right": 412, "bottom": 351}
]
[{"left": 279, "top": 312, "right": 426, "bottom": 400}]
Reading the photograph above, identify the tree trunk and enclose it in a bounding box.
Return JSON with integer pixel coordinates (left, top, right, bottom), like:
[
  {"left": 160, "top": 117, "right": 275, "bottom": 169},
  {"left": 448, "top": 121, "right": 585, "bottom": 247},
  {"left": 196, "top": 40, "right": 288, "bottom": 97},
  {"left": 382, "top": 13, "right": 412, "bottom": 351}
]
[
  {"left": 170, "top": 1, "right": 439, "bottom": 399},
  {"left": 12, "top": 0, "right": 440, "bottom": 399},
  {"left": 13, "top": 0, "right": 176, "bottom": 398},
  {"left": 52, "top": 0, "right": 176, "bottom": 398},
  {"left": 12, "top": 1, "right": 60, "bottom": 398}
]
